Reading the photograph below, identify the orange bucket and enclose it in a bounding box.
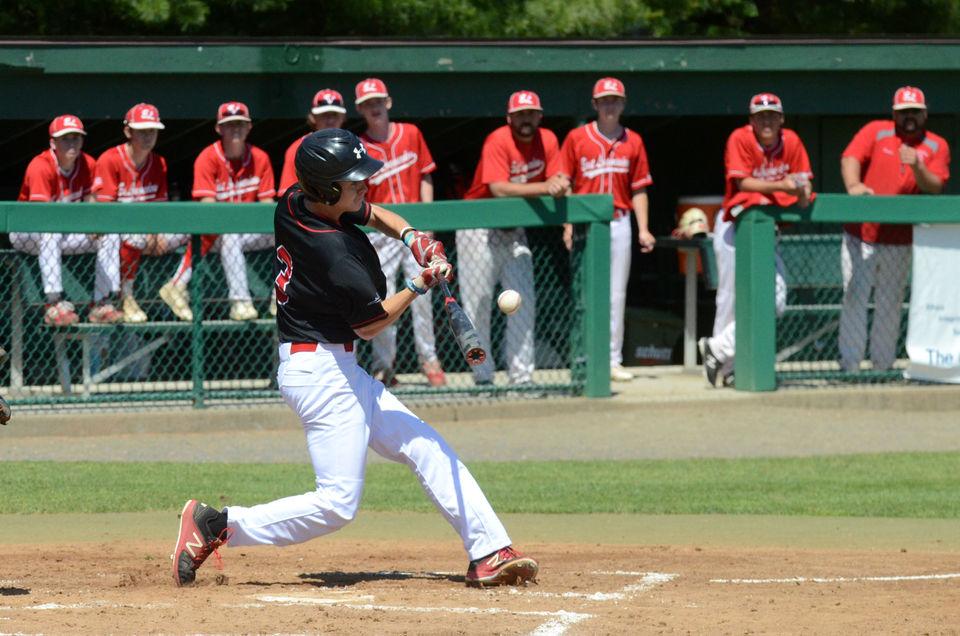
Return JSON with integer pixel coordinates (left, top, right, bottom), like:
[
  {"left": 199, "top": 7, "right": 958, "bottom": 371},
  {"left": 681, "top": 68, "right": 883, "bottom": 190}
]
[{"left": 675, "top": 196, "right": 721, "bottom": 274}]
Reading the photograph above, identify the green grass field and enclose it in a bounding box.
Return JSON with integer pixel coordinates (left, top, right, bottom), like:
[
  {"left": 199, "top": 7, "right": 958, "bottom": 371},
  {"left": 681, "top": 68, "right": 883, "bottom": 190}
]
[{"left": 4, "top": 451, "right": 959, "bottom": 518}]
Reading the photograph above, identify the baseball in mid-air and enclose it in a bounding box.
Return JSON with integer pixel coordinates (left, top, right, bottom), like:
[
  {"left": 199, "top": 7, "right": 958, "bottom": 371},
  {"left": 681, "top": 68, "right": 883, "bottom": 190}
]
[{"left": 497, "top": 289, "right": 522, "bottom": 315}]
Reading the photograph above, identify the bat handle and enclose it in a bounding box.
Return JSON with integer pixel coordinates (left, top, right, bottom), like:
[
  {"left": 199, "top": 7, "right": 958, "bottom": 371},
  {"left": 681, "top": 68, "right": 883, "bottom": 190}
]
[{"left": 439, "top": 279, "right": 453, "bottom": 299}]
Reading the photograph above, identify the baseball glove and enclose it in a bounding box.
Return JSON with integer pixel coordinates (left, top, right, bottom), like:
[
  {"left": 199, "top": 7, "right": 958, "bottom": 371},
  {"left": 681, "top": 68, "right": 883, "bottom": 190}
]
[
  {"left": 674, "top": 207, "right": 709, "bottom": 239},
  {"left": 0, "top": 395, "right": 9, "bottom": 425}
]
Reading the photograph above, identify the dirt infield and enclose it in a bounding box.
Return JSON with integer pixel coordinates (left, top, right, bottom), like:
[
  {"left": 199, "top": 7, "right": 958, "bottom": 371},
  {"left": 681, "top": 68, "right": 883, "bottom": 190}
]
[{"left": 1, "top": 539, "right": 958, "bottom": 633}]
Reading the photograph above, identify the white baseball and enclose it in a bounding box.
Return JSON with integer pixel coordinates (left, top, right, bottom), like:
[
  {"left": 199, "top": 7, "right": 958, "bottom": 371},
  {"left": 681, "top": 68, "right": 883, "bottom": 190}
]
[{"left": 497, "top": 289, "right": 522, "bottom": 315}]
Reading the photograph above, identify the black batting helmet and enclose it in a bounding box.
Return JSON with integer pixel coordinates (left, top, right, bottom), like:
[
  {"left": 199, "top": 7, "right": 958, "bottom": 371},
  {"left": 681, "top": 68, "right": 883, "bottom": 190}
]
[{"left": 295, "top": 128, "right": 383, "bottom": 204}]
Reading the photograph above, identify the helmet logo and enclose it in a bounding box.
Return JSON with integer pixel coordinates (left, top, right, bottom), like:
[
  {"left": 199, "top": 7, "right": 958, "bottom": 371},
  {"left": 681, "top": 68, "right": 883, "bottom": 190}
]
[{"left": 354, "top": 143, "right": 365, "bottom": 160}]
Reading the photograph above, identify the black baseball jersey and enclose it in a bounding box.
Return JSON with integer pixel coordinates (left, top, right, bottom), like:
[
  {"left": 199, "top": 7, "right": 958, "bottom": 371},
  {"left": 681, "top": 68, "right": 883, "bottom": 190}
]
[{"left": 274, "top": 186, "right": 387, "bottom": 344}]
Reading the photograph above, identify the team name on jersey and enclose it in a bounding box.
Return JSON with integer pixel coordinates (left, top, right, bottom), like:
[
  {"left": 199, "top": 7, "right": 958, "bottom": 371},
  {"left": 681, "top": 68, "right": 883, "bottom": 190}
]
[
  {"left": 115, "top": 181, "right": 161, "bottom": 201},
  {"left": 509, "top": 159, "right": 545, "bottom": 183},
  {"left": 579, "top": 155, "right": 631, "bottom": 179},
  {"left": 752, "top": 163, "right": 791, "bottom": 181},
  {"left": 368, "top": 151, "right": 419, "bottom": 186},
  {"left": 213, "top": 176, "right": 263, "bottom": 200}
]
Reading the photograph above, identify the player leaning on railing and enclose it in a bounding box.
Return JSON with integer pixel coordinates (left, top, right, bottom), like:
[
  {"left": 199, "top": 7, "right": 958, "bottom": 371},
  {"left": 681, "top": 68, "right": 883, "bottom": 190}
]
[
  {"left": 699, "top": 93, "right": 814, "bottom": 388},
  {"left": 172, "top": 128, "right": 539, "bottom": 589}
]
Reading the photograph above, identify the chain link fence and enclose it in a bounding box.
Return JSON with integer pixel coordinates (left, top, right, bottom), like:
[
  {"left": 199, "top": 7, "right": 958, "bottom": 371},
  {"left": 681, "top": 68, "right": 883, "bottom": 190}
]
[
  {"left": 776, "top": 227, "right": 910, "bottom": 386},
  {"left": 0, "top": 198, "right": 612, "bottom": 410}
]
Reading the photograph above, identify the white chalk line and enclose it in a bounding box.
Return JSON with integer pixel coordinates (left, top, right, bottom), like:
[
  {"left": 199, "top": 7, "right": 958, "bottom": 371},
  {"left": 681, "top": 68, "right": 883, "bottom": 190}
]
[
  {"left": 0, "top": 601, "right": 174, "bottom": 611},
  {"left": 507, "top": 571, "right": 677, "bottom": 601},
  {"left": 711, "top": 572, "right": 960, "bottom": 584}
]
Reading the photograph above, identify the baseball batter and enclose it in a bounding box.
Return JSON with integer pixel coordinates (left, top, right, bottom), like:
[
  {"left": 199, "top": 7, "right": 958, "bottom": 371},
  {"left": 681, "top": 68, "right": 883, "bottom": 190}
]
[
  {"left": 457, "top": 90, "right": 568, "bottom": 387},
  {"left": 278, "top": 89, "right": 348, "bottom": 195},
  {"left": 699, "top": 93, "right": 813, "bottom": 387},
  {"left": 355, "top": 78, "right": 446, "bottom": 387},
  {"left": 558, "top": 77, "right": 655, "bottom": 382},
  {"left": 93, "top": 103, "right": 173, "bottom": 323},
  {"left": 11, "top": 114, "right": 123, "bottom": 326},
  {"left": 839, "top": 86, "right": 950, "bottom": 372},
  {"left": 172, "top": 129, "right": 538, "bottom": 589},
  {"left": 159, "top": 102, "right": 276, "bottom": 322}
]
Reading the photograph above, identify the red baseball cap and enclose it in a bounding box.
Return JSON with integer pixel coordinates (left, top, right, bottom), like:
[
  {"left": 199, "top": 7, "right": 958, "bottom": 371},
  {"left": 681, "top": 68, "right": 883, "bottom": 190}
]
[
  {"left": 355, "top": 78, "right": 389, "bottom": 105},
  {"left": 312, "top": 89, "right": 347, "bottom": 115},
  {"left": 749, "top": 93, "right": 783, "bottom": 114},
  {"left": 217, "top": 101, "right": 252, "bottom": 124},
  {"left": 893, "top": 86, "right": 927, "bottom": 110},
  {"left": 507, "top": 90, "right": 543, "bottom": 114},
  {"left": 593, "top": 77, "right": 626, "bottom": 99},
  {"left": 49, "top": 114, "right": 86, "bottom": 138},
  {"left": 124, "top": 103, "right": 165, "bottom": 130}
]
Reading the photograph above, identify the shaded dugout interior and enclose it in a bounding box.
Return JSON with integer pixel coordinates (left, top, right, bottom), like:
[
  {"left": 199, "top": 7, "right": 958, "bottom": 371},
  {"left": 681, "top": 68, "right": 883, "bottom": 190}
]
[{"left": 2, "top": 40, "right": 959, "bottom": 364}]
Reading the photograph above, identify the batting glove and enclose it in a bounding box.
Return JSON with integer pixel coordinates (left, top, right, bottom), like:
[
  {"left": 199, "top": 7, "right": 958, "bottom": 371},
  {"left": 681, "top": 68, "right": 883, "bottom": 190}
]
[
  {"left": 405, "top": 231, "right": 447, "bottom": 268},
  {"left": 417, "top": 261, "right": 455, "bottom": 290}
]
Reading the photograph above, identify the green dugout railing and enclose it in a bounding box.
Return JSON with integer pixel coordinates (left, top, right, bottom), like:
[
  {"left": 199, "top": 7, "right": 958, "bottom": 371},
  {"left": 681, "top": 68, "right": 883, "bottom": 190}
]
[
  {"left": 0, "top": 194, "right": 612, "bottom": 405},
  {"left": 736, "top": 193, "right": 960, "bottom": 392}
]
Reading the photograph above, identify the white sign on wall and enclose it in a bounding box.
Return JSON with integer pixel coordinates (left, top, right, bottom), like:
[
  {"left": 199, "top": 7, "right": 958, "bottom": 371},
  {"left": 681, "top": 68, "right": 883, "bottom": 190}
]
[{"left": 904, "top": 224, "right": 960, "bottom": 383}]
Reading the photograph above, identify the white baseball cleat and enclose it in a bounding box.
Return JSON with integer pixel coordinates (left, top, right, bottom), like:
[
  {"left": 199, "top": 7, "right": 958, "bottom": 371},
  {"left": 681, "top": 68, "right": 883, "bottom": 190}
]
[
  {"left": 610, "top": 365, "right": 634, "bottom": 382},
  {"left": 229, "top": 300, "right": 259, "bottom": 321},
  {"left": 159, "top": 282, "right": 193, "bottom": 322}
]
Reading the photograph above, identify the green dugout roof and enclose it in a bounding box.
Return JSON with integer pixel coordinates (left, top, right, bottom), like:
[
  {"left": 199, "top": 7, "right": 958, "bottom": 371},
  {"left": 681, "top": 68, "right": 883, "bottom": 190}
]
[{"left": 2, "top": 39, "right": 960, "bottom": 118}]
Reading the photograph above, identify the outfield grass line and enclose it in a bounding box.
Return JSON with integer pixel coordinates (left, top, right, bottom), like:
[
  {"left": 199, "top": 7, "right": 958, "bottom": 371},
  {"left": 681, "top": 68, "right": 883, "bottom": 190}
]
[{"left": 2, "top": 511, "right": 959, "bottom": 551}]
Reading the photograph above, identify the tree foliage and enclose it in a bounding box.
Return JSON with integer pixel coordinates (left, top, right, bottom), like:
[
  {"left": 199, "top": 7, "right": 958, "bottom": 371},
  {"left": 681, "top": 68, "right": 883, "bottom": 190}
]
[{"left": 2, "top": 0, "right": 960, "bottom": 37}]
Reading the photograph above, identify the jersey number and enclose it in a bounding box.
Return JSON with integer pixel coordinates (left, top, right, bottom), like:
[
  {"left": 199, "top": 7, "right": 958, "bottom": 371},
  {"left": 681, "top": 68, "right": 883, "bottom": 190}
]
[{"left": 275, "top": 245, "right": 293, "bottom": 305}]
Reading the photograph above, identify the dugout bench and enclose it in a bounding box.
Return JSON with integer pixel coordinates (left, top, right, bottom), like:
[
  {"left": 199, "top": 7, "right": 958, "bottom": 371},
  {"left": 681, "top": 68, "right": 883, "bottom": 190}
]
[{"left": 2, "top": 247, "right": 278, "bottom": 399}]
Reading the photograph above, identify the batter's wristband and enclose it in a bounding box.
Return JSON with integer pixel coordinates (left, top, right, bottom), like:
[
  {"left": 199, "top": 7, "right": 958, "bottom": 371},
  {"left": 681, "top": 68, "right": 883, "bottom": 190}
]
[
  {"left": 400, "top": 226, "right": 416, "bottom": 246},
  {"left": 405, "top": 278, "right": 427, "bottom": 295}
]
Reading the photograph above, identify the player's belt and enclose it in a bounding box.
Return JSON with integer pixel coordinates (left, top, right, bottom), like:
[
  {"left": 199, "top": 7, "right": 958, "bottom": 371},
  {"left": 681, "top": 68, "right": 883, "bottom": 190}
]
[
  {"left": 291, "top": 341, "right": 354, "bottom": 353},
  {"left": 613, "top": 207, "right": 631, "bottom": 219}
]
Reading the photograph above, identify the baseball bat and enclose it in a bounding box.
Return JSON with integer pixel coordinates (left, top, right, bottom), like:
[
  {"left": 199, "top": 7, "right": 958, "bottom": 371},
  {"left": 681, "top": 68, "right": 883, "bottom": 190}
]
[{"left": 438, "top": 279, "right": 487, "bottom": 366}]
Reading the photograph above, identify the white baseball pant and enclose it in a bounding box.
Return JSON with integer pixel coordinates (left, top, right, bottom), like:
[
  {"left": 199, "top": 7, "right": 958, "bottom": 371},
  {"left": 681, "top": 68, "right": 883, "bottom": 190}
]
[
  {"left": 609, "top": 214, "right": 632, "bottom": 368},
  {"left": 838, "top": 232, "right": 911, "bottom": 372},
  {"left": 454, "top": 228, "right": 536, "bottom": 384},
  {"left": 172, "top": 233, "right": 274, "bottom": 302},
  {"left": 708, "top": 211, "right": 787, "bottom": 370},
  {"left": 226, "top": 342, "right": 511, "bottom": 561},
  {"left": 10, "top": 232, "right": 120, "bottom": 302},
  {"left": 367, "top": 233, "right": 439, "bottom": 370}
]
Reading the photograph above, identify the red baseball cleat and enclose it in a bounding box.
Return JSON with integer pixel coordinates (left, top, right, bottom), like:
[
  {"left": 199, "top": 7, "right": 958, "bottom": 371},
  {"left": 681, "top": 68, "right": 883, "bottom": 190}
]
[
  {"left": 171, "top": 499, "right": 231, "bottom": 587},
  {"left": 465, "top": 546, "right": 539, "bottom": 587}
]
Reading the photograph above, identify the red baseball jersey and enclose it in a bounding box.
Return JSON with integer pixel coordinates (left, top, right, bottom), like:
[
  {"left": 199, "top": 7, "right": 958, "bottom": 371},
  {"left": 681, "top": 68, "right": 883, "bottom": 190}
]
[
  {"left": 464, "top": 125, "right": 562, "bottom": 200},
  {"left": 192, "top": 141, "right": 276, "bottom": 202},
  {"left": 361, "top": 123, "right": 436, "bottom": 204},
  {"left": 279, "top": 134, "right": 307, "bottom": 195},
  {"left": 842, "top": 120, "right": 951, "bottom": 244},
  {"left": 18, "top": 149, "right": 96, "bottom": 203},
  {"left": 722, "top": 125, "right": 813, "bottom": 222},
  {"left": 558, "top": 122, "right": 653, "bottom": 212},
  {"left": 93, "top": 144, "right": 169, "bottom": 202}
]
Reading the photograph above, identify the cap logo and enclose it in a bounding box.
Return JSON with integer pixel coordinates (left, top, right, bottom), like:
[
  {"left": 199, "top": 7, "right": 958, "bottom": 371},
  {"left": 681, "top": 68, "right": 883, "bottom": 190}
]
[
  {"left": 64, "top": 117, "right": 78, "bottom": 127},
  {"left": 323, "top": 95, "right": 335, "bottom": 104},
  {"left": 362, "top": 81, "right": 379, "bottom": 93},
  {"left": 517, "top": 92, "right": 534, "bottom": 105},
  {"left": 603, "top": 80, "right": 619, "bottom": 91},
  {"left": 901, "top": 89, "right": 918, "bottom": 103},
  {"left": 141, "top": 108, "right": 156, "bottom": 120},
  {"left": 227, "top": 103, "right": 241, "bottom": 114}
]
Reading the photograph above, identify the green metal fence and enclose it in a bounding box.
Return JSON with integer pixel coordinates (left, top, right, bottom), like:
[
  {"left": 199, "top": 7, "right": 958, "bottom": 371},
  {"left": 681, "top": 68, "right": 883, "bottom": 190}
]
[
  {"left": 735, "top": 193, "right": 960, "bottom": 391},
  {"left": 0, "top": 194, "right": 612, "bottom": 409}
]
